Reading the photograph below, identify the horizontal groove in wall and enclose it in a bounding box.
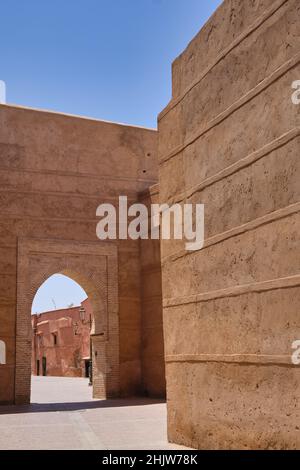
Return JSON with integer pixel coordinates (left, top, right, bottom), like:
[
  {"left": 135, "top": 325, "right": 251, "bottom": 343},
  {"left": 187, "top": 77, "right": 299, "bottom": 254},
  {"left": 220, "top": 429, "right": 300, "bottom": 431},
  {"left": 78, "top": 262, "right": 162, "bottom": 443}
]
[
  {"left": 172, "top": 128, "right": 300, "bottom": 205},
  {"left": 26, "top": 246, "right": 137, "bottom": 256},
  {"left": 0, "top": 242, "right": 138, "bottom": 254},
  {"left": 162, "top": 202, "right": 300, "bottom": 265},
  {"left": 0, "top": 297, "right": 15, "bottom": 305},
  {"left": 0, "top": 213, "right": 110, "bottom": 223},
  {"left": 0, "top": 165, "right": 157, "bottom": 185},
  {"left": 163, "top": 274, "right": 300, "bottom": 308},
  {"left": 0, "top": 214, "right": 100, "bottom": 223},
  {"left": 158, "top": 0, "right": 288, "bottom": 122},
  {"left": 28, "top": 249, "right": 112, "bottom": 259},
  {"left": 165, "top": 353, "right": 295, "bottom": 366},
  {"left": 160, "top": 51, "right": 300, "bottom": 165},
  {"left": 0, "top": 188, "right": 139, "bottom": 202}
]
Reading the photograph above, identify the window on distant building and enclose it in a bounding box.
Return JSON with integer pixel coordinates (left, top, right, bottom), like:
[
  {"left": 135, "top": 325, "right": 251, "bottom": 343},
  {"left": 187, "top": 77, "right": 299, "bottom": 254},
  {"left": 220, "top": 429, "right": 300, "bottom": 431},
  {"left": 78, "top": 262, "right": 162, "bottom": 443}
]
[
  {"left": 52, "top": 333, "right": 58, "bottom": 346},
  {"left": 73, "top": 322, "right": 79, "bottom": 336}
]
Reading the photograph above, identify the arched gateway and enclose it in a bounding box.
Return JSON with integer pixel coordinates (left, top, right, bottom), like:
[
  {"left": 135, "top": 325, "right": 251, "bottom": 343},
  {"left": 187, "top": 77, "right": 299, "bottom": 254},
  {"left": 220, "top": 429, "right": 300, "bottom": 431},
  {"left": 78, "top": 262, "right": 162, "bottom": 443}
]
[
  {"left": 0, "top": 105, "right": 166, "bottom": 405},
  {"left": 15, "top": 238, "right": 119, "bottom": 404}
]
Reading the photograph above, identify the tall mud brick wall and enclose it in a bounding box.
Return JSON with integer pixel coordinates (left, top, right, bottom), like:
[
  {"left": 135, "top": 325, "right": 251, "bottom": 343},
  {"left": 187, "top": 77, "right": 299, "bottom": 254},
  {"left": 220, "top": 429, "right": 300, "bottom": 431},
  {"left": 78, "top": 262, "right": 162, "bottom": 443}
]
[
  {"left": 158, "top": 0, "right": 300, "bottom": 449},
  {"left": 0, "top": 104, "right": 165, "bottom": 404},
  {"left": 139, "top": 184, "right": 166, "bottom": 398}
]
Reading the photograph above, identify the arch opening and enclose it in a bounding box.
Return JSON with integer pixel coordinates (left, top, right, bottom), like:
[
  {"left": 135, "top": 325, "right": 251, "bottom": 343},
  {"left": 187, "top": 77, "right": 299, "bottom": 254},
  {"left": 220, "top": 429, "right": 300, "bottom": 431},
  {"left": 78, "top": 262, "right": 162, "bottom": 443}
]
[
  {"left": 15, "top": 239, "right": 119, "bottom": 405},
  {"left": 30, "top": 273, "right": 96, "bottom": 403}
]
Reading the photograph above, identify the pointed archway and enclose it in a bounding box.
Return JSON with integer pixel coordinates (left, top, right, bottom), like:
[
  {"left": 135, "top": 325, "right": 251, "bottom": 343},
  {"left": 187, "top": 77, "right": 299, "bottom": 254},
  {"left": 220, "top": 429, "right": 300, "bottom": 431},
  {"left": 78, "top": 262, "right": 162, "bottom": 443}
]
[
  {"left": 15, "top": 238, "right": 119, "bottom": 404},
  {"left": 31, "top": 273, "right": 92, "bottom": 382}
]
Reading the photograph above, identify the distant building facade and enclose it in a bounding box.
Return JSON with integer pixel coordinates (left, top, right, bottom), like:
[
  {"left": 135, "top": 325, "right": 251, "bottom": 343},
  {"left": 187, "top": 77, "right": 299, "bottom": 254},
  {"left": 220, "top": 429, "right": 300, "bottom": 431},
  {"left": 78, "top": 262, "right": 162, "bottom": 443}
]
[{"left": 31, "top": 298, "right": 93, "bottom": 378}]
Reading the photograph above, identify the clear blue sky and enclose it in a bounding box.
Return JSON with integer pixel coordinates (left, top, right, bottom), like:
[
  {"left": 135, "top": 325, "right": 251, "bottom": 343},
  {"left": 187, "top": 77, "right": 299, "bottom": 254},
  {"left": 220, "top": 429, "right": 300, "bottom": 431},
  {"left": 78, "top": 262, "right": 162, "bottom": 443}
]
[
  {"left": 2, "top": 0, "right": 222, "bottom": 313},
  {"left": 32, "top": 275, "right": 88, "bottom": 314},
  {"left": 1, "top": 0, "right": 221, "bottom": 129}
]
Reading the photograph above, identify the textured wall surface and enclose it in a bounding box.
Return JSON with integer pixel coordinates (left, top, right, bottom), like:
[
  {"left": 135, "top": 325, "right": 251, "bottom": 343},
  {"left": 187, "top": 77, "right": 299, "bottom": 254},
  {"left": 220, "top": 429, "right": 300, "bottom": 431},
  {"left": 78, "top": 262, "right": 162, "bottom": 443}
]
[
  {"left": 158, "top": 0, "right": 300, "bottom": 449},
  {"left": 0, "top": 104, "right": 164, "bottom": 403},
  {"left": 139, "top": 185, "right": 166, "bottom": 398}
]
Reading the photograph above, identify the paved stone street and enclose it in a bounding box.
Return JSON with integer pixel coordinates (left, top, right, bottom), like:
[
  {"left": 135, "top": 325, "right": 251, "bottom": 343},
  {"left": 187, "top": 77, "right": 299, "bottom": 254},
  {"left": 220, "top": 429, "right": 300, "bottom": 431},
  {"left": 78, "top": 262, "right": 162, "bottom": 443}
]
[{"left": 0, "top": 377, "right": 186, "bottom": 450}]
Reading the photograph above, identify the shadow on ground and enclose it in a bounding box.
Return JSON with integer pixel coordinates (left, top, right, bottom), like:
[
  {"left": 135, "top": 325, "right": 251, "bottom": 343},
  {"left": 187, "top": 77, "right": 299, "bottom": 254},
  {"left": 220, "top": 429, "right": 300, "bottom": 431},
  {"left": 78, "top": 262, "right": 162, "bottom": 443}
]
[{"left": 0, "top": 398, "right": 166, "bottom": 415}]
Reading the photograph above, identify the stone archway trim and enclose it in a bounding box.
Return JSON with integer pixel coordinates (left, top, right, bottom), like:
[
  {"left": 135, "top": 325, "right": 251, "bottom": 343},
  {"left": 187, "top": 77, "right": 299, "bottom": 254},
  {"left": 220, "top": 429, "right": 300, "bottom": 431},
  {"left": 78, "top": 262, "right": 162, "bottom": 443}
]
[{"left": 15, "top": 237, "right": 119, "bottom": 404}]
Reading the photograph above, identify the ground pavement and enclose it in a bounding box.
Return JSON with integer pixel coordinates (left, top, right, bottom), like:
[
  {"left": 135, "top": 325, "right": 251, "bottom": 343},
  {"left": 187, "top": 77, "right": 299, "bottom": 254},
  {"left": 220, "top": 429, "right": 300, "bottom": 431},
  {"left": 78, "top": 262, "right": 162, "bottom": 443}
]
[{"left": 0, "top": 376, "right": 188, "bottom": 450}]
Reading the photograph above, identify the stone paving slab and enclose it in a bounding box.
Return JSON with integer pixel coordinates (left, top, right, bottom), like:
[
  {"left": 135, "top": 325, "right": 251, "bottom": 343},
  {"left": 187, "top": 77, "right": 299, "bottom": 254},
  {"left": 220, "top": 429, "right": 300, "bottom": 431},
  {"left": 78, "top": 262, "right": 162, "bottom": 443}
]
[{"left": 0, "top": 377, "right": 188, "bottom": 450}]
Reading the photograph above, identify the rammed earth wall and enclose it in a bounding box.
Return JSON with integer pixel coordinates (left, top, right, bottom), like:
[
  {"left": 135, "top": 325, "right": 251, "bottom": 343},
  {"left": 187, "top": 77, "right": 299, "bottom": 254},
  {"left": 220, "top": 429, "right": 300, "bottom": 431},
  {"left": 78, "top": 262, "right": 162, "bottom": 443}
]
[{"left": 158, "top": 0, "right": 300, "bottom": 449}]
